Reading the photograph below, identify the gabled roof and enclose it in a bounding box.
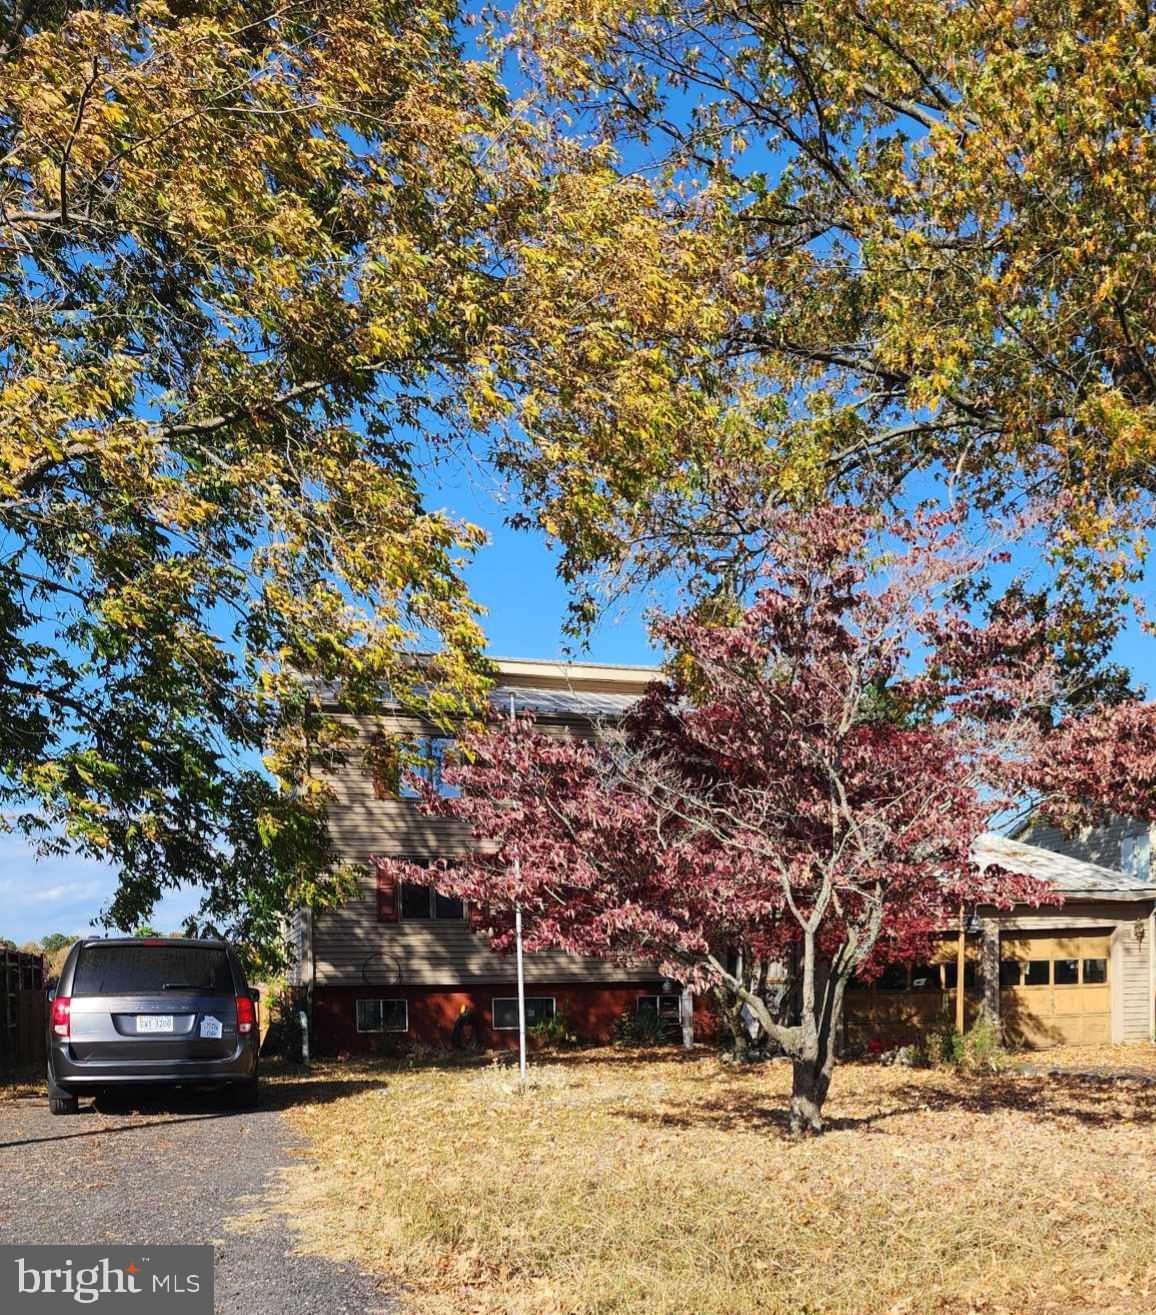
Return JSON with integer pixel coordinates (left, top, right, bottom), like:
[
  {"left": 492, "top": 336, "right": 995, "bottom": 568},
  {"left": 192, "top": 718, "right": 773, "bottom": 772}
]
[{"left": 972, "top": 832, "right": 1156, "bottom": 901}]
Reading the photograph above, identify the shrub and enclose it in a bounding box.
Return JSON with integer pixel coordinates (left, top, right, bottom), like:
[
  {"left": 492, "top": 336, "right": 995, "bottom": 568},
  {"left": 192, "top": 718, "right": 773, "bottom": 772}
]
[
  {"left": 921, "top": 1017, "right": 1007, "bottom": 1075},
  {"left": 611, "top": 1006, "right": 671, "bottom": 1047},
  {"left": 958, "top": 1017, "right": 1007, "bottom": 1074},
  {"left": 530, "top": 1008, "right": 579, "bottom": 1050}
]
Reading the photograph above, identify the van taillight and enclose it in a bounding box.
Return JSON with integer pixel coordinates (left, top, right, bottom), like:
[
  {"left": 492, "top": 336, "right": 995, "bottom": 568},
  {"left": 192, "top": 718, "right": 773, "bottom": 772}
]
[
  {"left": 51, "top": 996, "right": 71, "bottom": 1038},
  {"left": 235, "top": 995, "right": 255, "bottom": 1034}
]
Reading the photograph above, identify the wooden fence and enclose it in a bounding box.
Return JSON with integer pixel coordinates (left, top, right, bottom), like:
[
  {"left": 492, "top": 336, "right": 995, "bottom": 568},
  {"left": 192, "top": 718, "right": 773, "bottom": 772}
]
[{"left": 1, "top": 949, "right": 47, "bottom": 1075}]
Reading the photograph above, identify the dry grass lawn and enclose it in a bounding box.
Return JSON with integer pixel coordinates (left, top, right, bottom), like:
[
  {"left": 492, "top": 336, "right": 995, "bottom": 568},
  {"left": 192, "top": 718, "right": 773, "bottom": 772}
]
[{"left": 249, "top": 1046, "right": 1156, "bottom": 1315}]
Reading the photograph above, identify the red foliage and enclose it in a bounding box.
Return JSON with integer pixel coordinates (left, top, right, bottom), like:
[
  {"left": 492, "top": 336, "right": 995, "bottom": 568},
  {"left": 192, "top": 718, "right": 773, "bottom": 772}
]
[{"left": 376, "top": 507, "right": 1153, "bottom": 1126}]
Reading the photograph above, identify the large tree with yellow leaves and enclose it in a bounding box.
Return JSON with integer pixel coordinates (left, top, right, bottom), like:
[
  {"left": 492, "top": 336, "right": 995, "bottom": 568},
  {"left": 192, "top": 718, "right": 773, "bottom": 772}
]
[
  {"left": 493, "top": 0, "right": 1156, "bottom": 633},
  {"left": 0, "top": 0, "right": 532, "bottom": 954}
]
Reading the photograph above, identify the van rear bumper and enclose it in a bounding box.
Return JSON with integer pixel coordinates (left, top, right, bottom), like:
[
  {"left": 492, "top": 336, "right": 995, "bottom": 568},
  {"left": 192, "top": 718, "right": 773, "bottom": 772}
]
[{"left": 49, "top": 1039, "right": 258, "bottom": 1088}]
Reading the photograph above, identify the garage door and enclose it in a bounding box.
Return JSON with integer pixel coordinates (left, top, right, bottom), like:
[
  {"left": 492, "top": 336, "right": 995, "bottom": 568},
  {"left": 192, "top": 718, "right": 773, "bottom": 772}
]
[{"left": 999, "top": 931, "right": 1111, "bottom": 1047}]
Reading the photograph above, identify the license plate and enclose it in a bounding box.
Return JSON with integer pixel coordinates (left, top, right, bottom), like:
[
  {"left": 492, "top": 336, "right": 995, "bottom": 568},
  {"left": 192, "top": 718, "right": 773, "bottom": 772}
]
[{"left": 137, "top": 1014, "right": 174, "bottom": 1033}]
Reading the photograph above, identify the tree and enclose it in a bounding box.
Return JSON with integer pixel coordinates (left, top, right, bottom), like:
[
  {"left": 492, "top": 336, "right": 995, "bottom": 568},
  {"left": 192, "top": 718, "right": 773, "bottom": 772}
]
[
  {"left": 0, "top": 0, "right": 537, "bottom": 952},
  {"left": 489, "top": 1, "right": 1156, "bottom": 629},
  {"left": 40, "top": 932, "right": 74, "bottom": 954},
  {"left": 384, "top": 508, "right": 1154, "bottom": 1133}
]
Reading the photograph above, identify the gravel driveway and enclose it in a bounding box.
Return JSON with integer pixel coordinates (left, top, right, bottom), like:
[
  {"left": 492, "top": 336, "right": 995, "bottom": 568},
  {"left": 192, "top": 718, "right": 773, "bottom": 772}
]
[{"left": 0, "top": 1079, "right": 395, "bottom": 1314}]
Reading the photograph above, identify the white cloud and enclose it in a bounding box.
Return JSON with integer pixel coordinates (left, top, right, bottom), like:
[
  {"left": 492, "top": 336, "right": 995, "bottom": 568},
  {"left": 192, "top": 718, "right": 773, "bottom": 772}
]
[{"left": 0, "top": 845, "right": 204, "bottom": 943}]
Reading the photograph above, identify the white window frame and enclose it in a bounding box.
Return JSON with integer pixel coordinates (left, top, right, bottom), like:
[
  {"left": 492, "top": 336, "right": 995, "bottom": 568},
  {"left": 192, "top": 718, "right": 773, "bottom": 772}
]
[
  {"left": 491, "top": 995, "right": 556, "bottom": 1030},
  {"left": 637, "top": 993, "right": 681, "bottom": 1020},
  {"left": 356, "top": 998, "right": 409, "bottom": 1033}
]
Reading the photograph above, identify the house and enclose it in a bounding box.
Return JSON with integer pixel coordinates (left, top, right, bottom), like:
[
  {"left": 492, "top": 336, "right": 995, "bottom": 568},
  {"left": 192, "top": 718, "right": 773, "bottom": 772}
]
[
  {"left": 290, "top": 656, "right": 1156, "bottom": 1054},
  {"left": 845, "top": 830, "right": 1156, "bottom": 1049},
  {"left": 289, "top": 658, "right": 685, "bottom": 1054}
]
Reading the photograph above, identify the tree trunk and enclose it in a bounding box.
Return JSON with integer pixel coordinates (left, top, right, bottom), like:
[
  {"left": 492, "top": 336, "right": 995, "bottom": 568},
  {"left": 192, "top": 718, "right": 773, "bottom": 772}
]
[
  {"left": 788, "top": 959, "right": 846, "bottom": 1136},
  {"left": 714, "top": 981, "right": 754, "bottom": 1059},
  {"left": 789, "top": 1056, "right": 830, "bottom": 1136}
]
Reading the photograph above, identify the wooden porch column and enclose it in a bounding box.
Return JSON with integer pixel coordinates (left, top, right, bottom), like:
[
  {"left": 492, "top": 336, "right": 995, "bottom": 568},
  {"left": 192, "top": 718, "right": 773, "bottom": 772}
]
[{"left": 980, "top": 918, "right": 1000, "bottom": 1028}]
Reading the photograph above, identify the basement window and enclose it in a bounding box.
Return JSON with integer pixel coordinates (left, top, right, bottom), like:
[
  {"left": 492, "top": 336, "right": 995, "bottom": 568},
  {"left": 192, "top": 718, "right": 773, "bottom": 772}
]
[
  {"left": 492, "top": 997, "right": 555, "bottom": 1030},
  {"left": 356, "top": 999, "right": 408, "bottom": 1033}
]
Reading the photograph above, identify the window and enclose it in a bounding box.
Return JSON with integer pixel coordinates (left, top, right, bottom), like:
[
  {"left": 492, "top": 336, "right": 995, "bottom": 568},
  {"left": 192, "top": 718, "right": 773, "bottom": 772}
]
[
  {"left": 999, "top": 960, "right": 1022, "bottom": 988},
  {"left": 356, "top": 999, "right": 408, "bottom": 1033},
  {"left": 638, "top": 994, "right": 682, "bottom": 1020},
  {"left": 492, "top": 996, "right": 555, "bottom": 1030},
  {"left": 877, "top": 963, "right": 909, "bottom": 992},
  {"left": 400, "top": 882, "right": 464, "bottom": 922},
  {"left": 1083, "top": 958, "right": 1108, "bottom": 984},
  {"left": 1054, "top": 958, "right": 1079, "bottom": 985},
  {"left": 72, "top": 944, "right": 232, "bottom": 997},
  {"left": 909, "top": 965, "right": 940, "bottom": 991},
  {"left": 1023, "top": 959, "right": 1050, "bottom": 986},
  {"left": 942, "top": 962, "right": 977, "bottom": 990},
  {"left": 399, "top": 736, "right": 459, "bottom": 800},
  {"left": 1121, "top": 831, "right": 1152, "bottom": 880}
]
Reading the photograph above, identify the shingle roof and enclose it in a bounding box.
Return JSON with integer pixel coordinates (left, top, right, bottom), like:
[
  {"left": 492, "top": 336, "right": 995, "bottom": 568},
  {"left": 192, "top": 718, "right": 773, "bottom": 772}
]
[
  {"left": 972, "top": 832, "right": 1156, "bottom": 900},
  {"left": 490, "top": 685, "right": 642, "bottom": 719}
]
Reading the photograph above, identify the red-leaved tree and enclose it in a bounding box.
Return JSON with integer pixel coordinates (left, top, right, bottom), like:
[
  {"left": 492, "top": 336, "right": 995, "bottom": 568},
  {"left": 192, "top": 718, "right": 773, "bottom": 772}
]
[{"left": 383, "top": 509, "right": 1155, "bottom": 1134}]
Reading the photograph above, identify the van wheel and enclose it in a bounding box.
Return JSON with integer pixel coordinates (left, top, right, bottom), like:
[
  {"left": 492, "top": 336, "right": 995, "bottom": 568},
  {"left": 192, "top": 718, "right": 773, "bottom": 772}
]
[{"left": 49, "top": 1094, "right": 79, "bottom": 1115}]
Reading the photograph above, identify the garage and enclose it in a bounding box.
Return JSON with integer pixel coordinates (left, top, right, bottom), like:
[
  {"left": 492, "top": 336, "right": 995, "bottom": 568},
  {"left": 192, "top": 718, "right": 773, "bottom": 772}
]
[{"left": 999, "top": 931, "right": 1111, "bottom": 1047}]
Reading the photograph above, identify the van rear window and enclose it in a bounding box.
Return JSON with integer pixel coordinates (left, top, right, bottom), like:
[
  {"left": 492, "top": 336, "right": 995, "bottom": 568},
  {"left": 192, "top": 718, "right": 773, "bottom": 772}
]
[{"left": 72, "top": 945, "right": 232, "bottom": 997}]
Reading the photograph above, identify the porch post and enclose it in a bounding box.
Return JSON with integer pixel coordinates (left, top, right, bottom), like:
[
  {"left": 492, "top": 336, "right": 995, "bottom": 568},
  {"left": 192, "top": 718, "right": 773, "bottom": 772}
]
[
  {"left": 980, "top": 917, "right": 1000, "bottom": 1030},
  {"left": 680, "top": 986, "right": 695, "bottom": 1050}
]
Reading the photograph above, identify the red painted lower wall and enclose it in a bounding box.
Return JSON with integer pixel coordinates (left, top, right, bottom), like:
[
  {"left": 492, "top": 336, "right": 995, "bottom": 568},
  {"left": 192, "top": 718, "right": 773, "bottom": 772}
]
[{"left": 310, "top": 982, "right": 719, "bottom": 1055}]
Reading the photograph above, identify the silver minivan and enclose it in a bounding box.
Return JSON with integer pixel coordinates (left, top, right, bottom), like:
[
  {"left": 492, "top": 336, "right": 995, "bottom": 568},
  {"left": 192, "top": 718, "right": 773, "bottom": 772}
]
[{"left": 47, "top": 937, "right": 260, "bottom": 1114}]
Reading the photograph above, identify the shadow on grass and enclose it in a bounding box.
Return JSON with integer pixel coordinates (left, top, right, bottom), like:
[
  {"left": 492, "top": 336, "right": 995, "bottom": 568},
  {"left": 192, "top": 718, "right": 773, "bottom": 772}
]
[{"left": 613, "top": 1066, "right": 1156, "bottom": 1140}]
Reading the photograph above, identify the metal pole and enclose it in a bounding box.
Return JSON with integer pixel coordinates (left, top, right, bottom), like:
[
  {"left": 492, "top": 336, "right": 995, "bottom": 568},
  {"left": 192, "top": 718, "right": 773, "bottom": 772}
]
[
  {"left": 510, "top": 694, "right": 527, "bottom": 1079},
  {"left": 955, "top": 905, "right": 966, "bottom": 1035},
  {"left": 515, "top": 896, "right": 527, "bottom": 1079}
]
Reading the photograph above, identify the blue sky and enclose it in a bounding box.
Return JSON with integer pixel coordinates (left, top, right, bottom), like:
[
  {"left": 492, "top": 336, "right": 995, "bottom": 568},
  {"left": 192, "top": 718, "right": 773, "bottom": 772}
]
[
  {"left": 1, "top": 477, "right": 657, "bottom": 946},
  {"left": 5, "top": 463, "right": 1154, "bottom": 945}
]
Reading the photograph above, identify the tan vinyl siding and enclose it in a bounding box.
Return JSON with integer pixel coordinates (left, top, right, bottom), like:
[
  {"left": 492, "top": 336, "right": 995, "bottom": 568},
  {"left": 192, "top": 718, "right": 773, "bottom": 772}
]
[
  {"left": 313, "top": 876, "right": 645, "bottom": 986},
  {"left": 1118, "top": 913, "right": 1152, "bottom": 1041},
  {"left": 315, "top": 674, "right": 658, "bottom": 988}
]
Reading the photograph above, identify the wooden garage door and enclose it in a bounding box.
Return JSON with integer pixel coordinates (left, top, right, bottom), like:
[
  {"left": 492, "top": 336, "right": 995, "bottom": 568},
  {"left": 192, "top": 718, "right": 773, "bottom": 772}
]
[{"left": 1000, "top": 931, "right": 1111, "bottom": 1048}]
